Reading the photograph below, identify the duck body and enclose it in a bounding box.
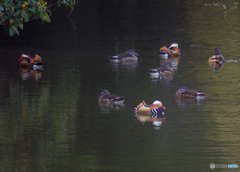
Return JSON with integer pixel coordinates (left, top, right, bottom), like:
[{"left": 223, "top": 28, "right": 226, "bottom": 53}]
[
  {"left": 18, "top": 54, "right": 44, "bottom": 68},
  {"left": 98, "top": 90, "right": 125, "bottom": 104},
  {"left": 167, "top": 43, "right": 181, "bottom": 56},
  {"left": 133, "top": 100, "right": 165, "bottom": 115},
  {"left": 148, "top": 62, "right": 174, "bottom": 78},
  {"left": 209, "top": 47, "right": 225, "bottom": 64},
  {"left": 175, "top": 86, "right": 207, "bottom": 99},
  {"left": 109, "top": 49, "right": 139, "bottom": 62},
  {"left": 158, "top": 43, "right": 181, "bottom": 57}
]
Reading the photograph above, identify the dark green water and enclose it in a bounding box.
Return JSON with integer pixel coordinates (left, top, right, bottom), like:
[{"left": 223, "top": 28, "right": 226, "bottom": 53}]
[{"left": 0, "top": 0, "right": 240, "bottom": 171}]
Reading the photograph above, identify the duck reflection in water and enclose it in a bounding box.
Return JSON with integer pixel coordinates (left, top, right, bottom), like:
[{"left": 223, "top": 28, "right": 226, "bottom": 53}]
[
  {"left": 98, "top": 90, "right": 125, "bottom": 113},
  {"left": 110, "top": 60, "right": 138, "bottom": 72},
  {"left": 175, "top": 86, "right": 208, "bottom": 108},
  {"left": 136, "top": 113, "right": 165, "bottom": 127},
  {"left": 99, "top": 102, "right": 125, "bottom": 113},
  {"left": 19, "top": 67, "right": 43, "bottom": 81},
  {"left": 158, "top": 44, "right": 181, "bottom": 71}
]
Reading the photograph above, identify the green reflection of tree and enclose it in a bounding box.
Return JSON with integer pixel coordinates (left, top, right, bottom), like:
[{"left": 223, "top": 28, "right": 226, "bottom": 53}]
[
  {"left": 182, "top": 0, "right": 240, "bottom": 165},
  {"left": 0, "top": 69, "right": 80, "bottom": 171}
]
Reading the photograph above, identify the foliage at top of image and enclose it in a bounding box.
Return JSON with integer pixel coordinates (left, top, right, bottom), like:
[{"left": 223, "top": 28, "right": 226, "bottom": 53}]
[{"left": 0, "top": 0, "right": 75, "bottom": 36}]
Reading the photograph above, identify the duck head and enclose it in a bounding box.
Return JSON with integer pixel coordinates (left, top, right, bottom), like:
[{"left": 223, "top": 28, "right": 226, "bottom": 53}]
[
  {"left": 99, "top": 90, "right": 110, "bottom": 98},
  {"left": 151, "top": 100, "right": 166, "bottom": 109},
  {"left": 18, "top": 54, "right": 32, "bottom": 62},
  {"left": 214, "top": 47, "right": 221, "bottom": 55},
  {"left": 167, "top": 43, "right": 178, "bottom": 49}
]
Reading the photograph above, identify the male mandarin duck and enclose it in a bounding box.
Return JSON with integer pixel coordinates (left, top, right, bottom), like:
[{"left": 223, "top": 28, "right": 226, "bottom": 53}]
[
  {"left": 157, "top": 46, "right": 172, "bottom": 57},
  {"left": 167, "top": 43, "right": 181, "bottom": 56},
  {"left": 158, "top": 43, "right": 181, "bottom": 57},
  {"left": 98, "top": 90, "right": 125, "bottom": 104},
  {"left": 133, "top": 100, "right": 165, "bottom": 115},
  {"left": 18, "top": 54, "right": 43, "bottom": 68},
  {"left": 148, "top": 62, "right": 174, "bottom": 79},
  {"left": 209, "top": 47, "right": 225, "bottom": 65},
  {"left": 109, "top": 49, "right": 139, "bottom": 62},
  {"left": 175, "top": 86, "right": 208, "bottom": 99}
]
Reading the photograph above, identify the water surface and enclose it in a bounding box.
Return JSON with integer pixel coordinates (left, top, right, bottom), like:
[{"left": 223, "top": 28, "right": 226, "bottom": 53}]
[{"left": 0, "top": 0, "right": 240, "bottom": 171}]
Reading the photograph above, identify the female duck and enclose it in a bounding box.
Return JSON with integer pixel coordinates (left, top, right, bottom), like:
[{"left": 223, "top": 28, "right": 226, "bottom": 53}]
[
  {"left": 209, "top": 47, "right": 225, "bottom": 64},
  {"left": 175, "top": 86, "right": 207, "bottom": 99},
  {"left": 133, "top": 100, "right": 165, "bottom": 115},
  {"left": 109, "top": 49, "right": 139, "bottom": 62},
  {"left": 148, "top": 62, "right": 174, "bottom": 79},
  {"left": 98, "top": 90, "right": 125, "bottom": 104}
]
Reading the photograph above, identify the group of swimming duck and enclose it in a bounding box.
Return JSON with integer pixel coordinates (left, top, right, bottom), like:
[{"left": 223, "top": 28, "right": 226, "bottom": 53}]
[
  {"left": 17, "top": 44, "right": 225, "bottom": 116},
  {"left": 99, "top": 43, "right": 225, "bottom": 116}
]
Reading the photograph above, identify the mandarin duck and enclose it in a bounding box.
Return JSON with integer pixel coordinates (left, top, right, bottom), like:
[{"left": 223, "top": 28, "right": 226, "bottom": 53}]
[
  {"left": 209, "top": 47, "right": 225, "bottom": 65},
  {"left": 98, "top": 90, "right": 125, "bottom": 104},
  {"left": 133, "top": 100, "right": 165, "bottom": 115},
  {"left": 175, "top": 86, "right": 208, "bottom": 99},
  {"left": 158, "top": 43, "right": 181, "bottom": 57},
  {"left": 18, "top": 54, "right": 43, "bottom": 68},
  {"left": 148, "top": 62, "right": 174, "bottom": 79},
  {"left": 109, "top": 49, "right": 139, "bottom": 62}
]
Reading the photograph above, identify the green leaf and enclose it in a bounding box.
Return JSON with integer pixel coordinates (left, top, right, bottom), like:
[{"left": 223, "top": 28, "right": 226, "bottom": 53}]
[
  {"left": 21, "top": 9, "right": 26, "bottom": 18},
  {"left": 12, "top": 26, "right": 19, "bottom": 35},
  {"left": 16, "top": 9, "right": 21, "bottom": 16},
  {"left": 15, "top": 17, "right": 20, "bottom": 24},
  {"left": 0, "top": 4, "right": 4, "bottom": 11},
  {"left": 19, "top": 23, "right": 23, "bottom": 30},
  {"left": 21, "top": 10, "right": 29, "bottom": 22},
  {"left": 42, "top": 12, "right": 51, "bottom": 23},
  {"left": 58, "top": 0, "right": 61, "bottom": 7},
  {"left": 9, "top": 27, "right": 13, "bottom": 36},
  {"left": 28, "top": 7, "right": 35, "bottom": 13}
]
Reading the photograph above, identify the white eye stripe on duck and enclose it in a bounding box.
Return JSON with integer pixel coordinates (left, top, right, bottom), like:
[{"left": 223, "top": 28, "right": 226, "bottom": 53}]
[
  {"left": 21, "top": 54, "right": 32, "bottom": 60},
  {"left": 152, "top": 100, "right": 162, "bottom": 105}
]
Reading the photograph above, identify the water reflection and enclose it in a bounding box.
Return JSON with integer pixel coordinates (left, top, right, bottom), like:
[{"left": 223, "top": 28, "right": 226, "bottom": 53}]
[
  {"left": 19, "top": 67, "right": 44, "bottom": 81},
  {"left": 176, "top": 97, "right": 207, "bottom": 108},
  {"left": 110, "top": 60, "right": 138, "bottom": 72},
  {"left": 99, "top": 103, "right": 125, "bottom": 114},
  {"left": 159, "top": 55, "right": 180, "bottom": 71},
  {"left": 208, "top": 61, "right": 224, "bottom": 72},
  {"left": 136, "top": 113, "right": 165, "bottom": 129}
]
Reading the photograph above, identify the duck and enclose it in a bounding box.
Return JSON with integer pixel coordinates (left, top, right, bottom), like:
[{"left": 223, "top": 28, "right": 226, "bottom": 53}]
[
  {"left": 167, "top": 43, "right": 181, "bottom": 56},
  {"left": 109, "top": 49, "right": 139, "bottom": 62},
  {"left": 133, "top": 100, "right": 165, "bottom": 115},
  {"left": 148, "top": 62, "right": 174, "bottom": 79},
  {"left": 157, "top": 46, "right": 172, "bottom": 57},
  {"left": 158, "top": 43, "right": 181, "bottom": 57},
  {"left": 18, "top": 54, "right": 43, "bottom": 68},
  {"left": 98, "top": 90, "right": 125, "bottom": 104},
  {"left": 175, "top": 86, "right": 208, "bottom": 99},
  {"left": 209, "top": 47, "right": 225, "bottom": 65}
]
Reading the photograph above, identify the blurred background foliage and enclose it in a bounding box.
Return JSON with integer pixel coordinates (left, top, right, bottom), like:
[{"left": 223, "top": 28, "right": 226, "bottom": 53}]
[{"left": 0, "top": 0, "right": 75, "bottom": 36}]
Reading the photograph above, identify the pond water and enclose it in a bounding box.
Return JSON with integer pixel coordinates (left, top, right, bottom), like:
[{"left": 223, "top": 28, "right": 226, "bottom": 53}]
[{"left": 0, "top": 0, "right": 240, "bottom": 171}]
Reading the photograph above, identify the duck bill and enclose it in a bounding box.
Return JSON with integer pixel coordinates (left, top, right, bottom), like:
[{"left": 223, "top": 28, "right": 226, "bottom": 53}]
[{"left": 161, "top": 106, "right": 166, "bottom": 109}]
